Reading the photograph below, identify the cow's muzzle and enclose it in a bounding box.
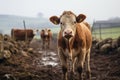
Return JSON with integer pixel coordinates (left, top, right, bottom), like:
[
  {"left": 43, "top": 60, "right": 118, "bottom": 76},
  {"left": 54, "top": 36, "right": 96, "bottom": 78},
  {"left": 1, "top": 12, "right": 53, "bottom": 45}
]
[{"left": 64, "top": 30, "right": 73, "bottom": 40}]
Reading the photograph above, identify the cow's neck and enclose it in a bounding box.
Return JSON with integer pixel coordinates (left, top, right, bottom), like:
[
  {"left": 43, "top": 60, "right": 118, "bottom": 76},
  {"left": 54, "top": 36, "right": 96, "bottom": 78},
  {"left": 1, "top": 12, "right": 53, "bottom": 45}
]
[
  {"left": 64, "top": 37, "right": 75, "bottom": 53},
  {"left": 64, "top": 39, "right": 70, "bottom": 52}
]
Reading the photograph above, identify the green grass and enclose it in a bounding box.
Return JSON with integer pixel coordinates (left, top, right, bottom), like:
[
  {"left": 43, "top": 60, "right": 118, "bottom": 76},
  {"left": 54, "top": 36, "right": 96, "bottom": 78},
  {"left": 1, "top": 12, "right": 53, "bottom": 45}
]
[{"left": 92, "top": 27, "right": 120, "bottom": 39}]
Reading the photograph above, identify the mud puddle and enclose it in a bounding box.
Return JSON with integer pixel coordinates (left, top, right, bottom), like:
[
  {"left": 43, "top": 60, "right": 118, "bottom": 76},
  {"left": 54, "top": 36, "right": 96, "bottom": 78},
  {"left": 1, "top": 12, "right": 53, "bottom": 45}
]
[{"left": 33, "top": 50, "right": 59, "bottom": 67}]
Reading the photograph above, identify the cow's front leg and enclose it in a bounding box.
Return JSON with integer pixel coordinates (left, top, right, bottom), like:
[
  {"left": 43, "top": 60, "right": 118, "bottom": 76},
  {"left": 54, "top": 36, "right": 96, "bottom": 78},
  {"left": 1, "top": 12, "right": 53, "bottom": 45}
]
[
  {"left": 62, "top": 65, "right": 68, "bottom": 80},
  {"left": 76, "top": 50, "right": 86, "bottom": 80},
  {"left": 58, "top": 48, "right": 68, "bottom": 80},
  {"left": 72, "top": 57, "right": 77, "bottom": 74},
  {"left": 42, "top": 40, "right": 45, "bottom": 49},
  {"left": 47, "top": 41, "right": 50, "bottom": 49},
  {"left": 68, "top": 57, "right": 76, "bottom": 80}
]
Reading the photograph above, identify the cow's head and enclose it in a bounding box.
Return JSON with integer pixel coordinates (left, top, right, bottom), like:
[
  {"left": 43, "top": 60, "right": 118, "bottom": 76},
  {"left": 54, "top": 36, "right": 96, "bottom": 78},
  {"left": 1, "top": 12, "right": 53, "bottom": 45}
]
[
  {"left": 41, "top": 28, "right": 51, "bottom": 36},
  {"left": 33, "top": 29, "right": 39, "bottom": 35},
  {"left": 50, "top": 11, "right": 86, "bottom": 40},
  {"left": 41, "top": 28, "right": 51, "bottom": 41}
]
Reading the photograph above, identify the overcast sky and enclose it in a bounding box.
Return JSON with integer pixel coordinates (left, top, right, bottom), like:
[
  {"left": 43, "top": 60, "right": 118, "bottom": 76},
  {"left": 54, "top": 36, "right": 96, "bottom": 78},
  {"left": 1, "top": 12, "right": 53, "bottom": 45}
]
[{"left": 0, "top": 0, "right": 120, "bottom": 22}]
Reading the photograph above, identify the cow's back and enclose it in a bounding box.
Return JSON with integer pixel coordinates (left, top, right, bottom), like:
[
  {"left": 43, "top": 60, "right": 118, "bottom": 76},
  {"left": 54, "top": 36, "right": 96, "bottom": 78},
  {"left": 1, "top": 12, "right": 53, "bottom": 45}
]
[
  {"left": 83, "top": 22, "right": 91, "bottom": 30},
  {"left": 11, "top": 29, "right": 34, "bottom": 41}
]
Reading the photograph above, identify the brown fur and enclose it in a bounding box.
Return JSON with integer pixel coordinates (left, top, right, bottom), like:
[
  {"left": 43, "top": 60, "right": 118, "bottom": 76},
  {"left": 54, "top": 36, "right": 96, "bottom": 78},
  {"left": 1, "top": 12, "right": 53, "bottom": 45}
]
[
  {"left": 83, "top": 22, "right": 91, "bottom": 30},
  {"left": 40, "top": 29, "right": 52, "bottom": 49},
  {"left": 11, "top": 29, "right": 35, "bottom": 41}
]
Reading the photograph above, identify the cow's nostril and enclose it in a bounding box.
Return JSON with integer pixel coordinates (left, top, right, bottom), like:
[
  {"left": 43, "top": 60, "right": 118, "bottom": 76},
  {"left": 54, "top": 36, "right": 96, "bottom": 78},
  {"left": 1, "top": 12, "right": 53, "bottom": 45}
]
[
  {"left": 65, "top": 32, "right": 67, "bottom": 34},
  {"left": 70, "top": 31, "right": 72, "bottom": 34},
  {"left": 64, "top": 31, "right": 72, "bottom": 35}
]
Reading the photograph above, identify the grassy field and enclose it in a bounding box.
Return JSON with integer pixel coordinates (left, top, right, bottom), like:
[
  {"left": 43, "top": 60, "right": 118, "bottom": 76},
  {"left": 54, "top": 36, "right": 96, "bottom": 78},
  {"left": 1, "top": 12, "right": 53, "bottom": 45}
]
[{"left": 92, "top": 27, "right": 120, "bottom": 39}]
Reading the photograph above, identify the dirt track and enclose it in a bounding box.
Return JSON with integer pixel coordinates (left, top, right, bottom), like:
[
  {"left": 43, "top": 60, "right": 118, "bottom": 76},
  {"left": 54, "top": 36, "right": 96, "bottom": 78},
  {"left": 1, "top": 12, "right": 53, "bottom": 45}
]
[{"left": 0, "top": 39, "right": 120, "bottom": 80}]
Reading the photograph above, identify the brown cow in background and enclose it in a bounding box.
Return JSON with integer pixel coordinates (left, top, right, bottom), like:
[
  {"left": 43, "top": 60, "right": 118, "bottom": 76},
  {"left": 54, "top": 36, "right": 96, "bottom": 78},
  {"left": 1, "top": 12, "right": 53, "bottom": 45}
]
[
  {"left": 50, "top": 11, "right": 92, "bottom": 80},
  {"left": 11, "top": 29, "right": 37, "bottom": 41},
  {"left": 40, "top": 28, "right": 52, "bottom": 49}
]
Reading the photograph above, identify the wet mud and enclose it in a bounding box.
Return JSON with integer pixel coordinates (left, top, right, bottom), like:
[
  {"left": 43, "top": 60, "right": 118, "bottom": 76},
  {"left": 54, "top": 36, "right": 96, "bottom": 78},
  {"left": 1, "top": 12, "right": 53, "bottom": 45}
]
[{"left": 0, "top": 39, "right": 120, "bottom": 80}]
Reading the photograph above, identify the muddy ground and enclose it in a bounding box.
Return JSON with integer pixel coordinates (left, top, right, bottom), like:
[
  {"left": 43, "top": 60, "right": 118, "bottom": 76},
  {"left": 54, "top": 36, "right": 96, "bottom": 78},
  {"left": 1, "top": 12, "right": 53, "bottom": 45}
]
[{"left": 0, "top": 39, "right": 120, "bottom": 80}]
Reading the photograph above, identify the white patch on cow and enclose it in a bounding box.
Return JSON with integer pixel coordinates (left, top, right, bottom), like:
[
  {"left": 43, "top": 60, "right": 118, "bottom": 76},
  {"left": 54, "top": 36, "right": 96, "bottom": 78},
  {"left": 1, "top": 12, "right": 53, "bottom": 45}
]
[
  {"left": 44, "top": 31, "right": 48, "bottom": 35},
  {"left": 32, "top": 29, "right": 40, "bottom": 39},
  {"left": 60, "top": 14, "right": 76, "bottom": 38},
  {"left": 44, "top": 28, "right": 49, "bottom": 35},
  {"left": 33, "top": 29, "right": 39, "bottom": 35}
]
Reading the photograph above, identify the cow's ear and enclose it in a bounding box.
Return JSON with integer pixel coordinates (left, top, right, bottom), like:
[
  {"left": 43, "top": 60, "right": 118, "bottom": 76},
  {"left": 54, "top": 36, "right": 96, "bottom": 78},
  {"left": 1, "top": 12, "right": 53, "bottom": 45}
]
[
  {"left": 49, "top": 16, "right": 60, "bottom": 25},
  {"left": 41, "top": 29, "right": 44, "bottom": 32},
  {"left": 76, "top": 14, "right": 86, "bottom": 23},
  {"left": 48, "top": 29, "right": 51, "bottom": 32}
]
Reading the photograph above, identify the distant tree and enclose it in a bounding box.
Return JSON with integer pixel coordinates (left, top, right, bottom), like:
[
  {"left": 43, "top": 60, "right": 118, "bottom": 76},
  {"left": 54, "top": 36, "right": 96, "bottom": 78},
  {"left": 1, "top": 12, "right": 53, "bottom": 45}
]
[{"left": 37, "top": 12, "right": 43, "bottom": 18}]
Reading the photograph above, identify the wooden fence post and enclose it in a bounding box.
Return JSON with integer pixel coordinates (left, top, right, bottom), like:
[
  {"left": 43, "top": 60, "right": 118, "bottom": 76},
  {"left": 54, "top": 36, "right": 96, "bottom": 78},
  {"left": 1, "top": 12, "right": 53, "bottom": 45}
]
[
  {"left": 0, "top": 34, "right": 3, "bottom": 52},
  {"left": 92, "top": 21, "right": 96, "bottom": 38},
  {"left": 99, "top": 24, "right": 102, "bottom": 39},
  {"left": 23, "top": 20, "right": 27, "bottom": 42}
]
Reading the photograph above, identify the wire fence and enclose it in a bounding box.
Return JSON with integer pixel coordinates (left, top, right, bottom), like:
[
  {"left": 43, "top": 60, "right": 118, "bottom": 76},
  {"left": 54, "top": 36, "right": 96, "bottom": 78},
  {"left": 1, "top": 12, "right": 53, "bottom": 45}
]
[{"left": 92, "top": 24, "right": 120, "bottom": 39}]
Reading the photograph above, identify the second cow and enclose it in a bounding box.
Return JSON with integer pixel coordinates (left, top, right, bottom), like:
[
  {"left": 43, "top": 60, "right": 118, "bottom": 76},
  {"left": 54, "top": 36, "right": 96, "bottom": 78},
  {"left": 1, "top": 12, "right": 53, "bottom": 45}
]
[{"left": 40, "top": 28, "right": 52, "bottom": 49}]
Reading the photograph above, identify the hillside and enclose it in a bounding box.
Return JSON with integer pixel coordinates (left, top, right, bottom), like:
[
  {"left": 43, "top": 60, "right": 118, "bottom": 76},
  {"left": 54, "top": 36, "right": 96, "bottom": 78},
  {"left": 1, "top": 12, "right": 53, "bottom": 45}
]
[{"left": 0, "top": 14, "right": 55, "bottom": 34}]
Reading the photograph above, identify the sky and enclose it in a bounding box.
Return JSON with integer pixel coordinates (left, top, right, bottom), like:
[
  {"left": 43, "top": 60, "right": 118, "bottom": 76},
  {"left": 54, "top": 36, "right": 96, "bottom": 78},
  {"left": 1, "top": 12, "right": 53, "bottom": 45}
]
[{"left": 0, "top": 0, "right": 120, "bottom": 22}]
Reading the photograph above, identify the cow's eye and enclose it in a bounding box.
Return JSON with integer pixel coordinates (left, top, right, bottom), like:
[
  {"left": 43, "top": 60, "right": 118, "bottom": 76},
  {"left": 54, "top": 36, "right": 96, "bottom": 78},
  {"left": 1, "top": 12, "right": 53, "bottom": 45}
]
[
  {"left": 48, "top": 29, "right": 51, "bottom": 32},
  {"left": 61, "top": 22, "right": 65, "bottom": 25},
  {"left": 60, "top": 22, "right": 63, "bottom": 25},
  {"left": 42, "top": 30, "right": 44, "bottom": 32},
  {"left": 74, "top": 21, "right": 77, "bottom": 24}
]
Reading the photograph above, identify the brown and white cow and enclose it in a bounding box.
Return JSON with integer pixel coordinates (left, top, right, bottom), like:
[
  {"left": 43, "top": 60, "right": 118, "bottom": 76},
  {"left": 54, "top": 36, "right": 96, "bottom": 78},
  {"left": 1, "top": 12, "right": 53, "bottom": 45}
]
[
  {"left": 11, "top": 29, "right": 37, "bottom": 41},
  {"left": 50, "top": 11, "right": 92, "bottom": 80},
  {"left": 40, "top": 28, "right": 52, "bottom": 49}
]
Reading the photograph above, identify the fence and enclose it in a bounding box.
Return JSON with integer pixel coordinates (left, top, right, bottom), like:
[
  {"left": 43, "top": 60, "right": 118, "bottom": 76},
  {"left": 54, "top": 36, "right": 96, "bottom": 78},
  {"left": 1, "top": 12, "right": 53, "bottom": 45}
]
[{"left": 92, "top": 24, "right": 120, "bottom": 39}]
